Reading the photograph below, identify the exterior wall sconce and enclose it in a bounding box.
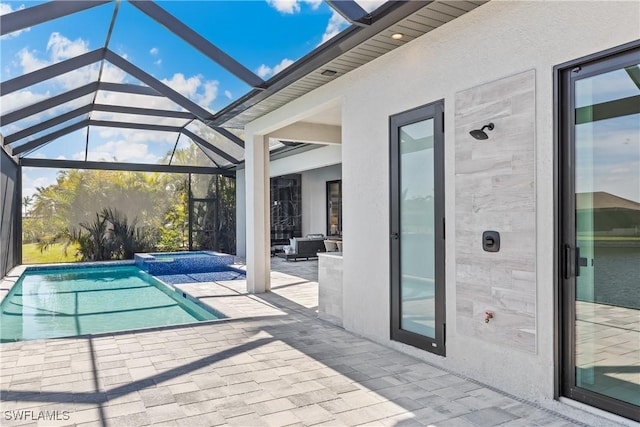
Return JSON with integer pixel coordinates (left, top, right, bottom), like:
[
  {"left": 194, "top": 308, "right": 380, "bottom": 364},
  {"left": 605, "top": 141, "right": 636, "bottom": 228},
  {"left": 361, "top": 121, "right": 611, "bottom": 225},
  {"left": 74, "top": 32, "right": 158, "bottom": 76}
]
[{"left": 469, "top": 123, "right": 494, "bottom": 140}]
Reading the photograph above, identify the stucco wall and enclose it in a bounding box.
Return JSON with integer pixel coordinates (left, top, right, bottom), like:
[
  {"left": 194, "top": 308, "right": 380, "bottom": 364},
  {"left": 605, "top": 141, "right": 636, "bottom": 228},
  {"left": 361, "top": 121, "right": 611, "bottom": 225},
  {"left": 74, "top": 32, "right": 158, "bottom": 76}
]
[
  {"left": 1, "top": 148, "right": 20, "bottom": 278},
  {"left": 244, "top": 1, "right": 639, "bottom": 402},
  {"left": 302, "top": 164, "right": 342, "bottom": 237}
]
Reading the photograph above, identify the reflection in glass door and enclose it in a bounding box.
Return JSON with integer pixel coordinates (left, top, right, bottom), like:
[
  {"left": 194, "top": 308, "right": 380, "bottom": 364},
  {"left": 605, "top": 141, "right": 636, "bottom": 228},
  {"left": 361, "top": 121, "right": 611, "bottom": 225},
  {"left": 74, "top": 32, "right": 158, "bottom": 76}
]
[
  {"left": 560, "top": 46, "right": 639, "bottom": 420},
  {"left": 390, "top": 100, "right": 445, "bottom": 354},
  {"left": 326, "top": 180, "right": 342, "bottom": 237}
]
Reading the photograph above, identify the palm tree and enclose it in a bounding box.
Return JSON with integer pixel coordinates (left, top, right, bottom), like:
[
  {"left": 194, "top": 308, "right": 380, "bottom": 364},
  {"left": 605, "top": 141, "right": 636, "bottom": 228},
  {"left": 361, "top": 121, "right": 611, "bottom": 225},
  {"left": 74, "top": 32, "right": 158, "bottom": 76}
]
[{"left": 22, "top": 195, "right": 32, "bottom": 217}]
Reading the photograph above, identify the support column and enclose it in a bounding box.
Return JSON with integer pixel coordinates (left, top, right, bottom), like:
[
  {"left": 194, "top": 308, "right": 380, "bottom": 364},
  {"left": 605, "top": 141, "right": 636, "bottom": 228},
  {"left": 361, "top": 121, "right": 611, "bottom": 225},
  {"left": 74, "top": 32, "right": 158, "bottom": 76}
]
[{"left": 245, "top": 133, "right": 270, "bottom": 293}]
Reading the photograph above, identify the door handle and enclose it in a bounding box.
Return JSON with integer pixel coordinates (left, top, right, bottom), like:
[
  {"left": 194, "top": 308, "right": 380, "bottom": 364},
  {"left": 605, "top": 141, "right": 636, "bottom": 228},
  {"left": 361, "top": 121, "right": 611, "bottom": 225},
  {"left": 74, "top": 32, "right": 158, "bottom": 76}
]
[
  {"left": 564, "top": 244, "right": 574, "bottom": 279},
  {"left": 564, "top": 245, "right": 589, "bottom": 279}
]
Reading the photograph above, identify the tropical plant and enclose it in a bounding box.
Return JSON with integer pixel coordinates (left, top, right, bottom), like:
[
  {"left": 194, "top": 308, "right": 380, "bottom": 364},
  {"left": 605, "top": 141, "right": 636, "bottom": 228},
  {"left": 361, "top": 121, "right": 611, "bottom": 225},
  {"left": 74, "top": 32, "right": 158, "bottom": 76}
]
[{"left": 63, "top": 208, "right": 155, "bottom": 261}]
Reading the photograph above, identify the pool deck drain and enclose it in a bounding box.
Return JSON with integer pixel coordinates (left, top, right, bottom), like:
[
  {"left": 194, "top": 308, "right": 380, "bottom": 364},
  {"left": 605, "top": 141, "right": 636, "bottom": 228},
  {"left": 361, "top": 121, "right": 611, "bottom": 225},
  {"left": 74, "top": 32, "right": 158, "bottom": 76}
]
[{"left": 0, "top": 258, "right": 629, "bottom": 427}]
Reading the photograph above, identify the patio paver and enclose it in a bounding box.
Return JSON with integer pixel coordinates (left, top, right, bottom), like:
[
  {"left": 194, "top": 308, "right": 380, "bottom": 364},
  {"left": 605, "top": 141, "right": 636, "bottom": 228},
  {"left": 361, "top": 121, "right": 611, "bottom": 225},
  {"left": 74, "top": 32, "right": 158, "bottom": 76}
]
[{"left": 0, "top": 259, "right": 626, "bottom": 426}]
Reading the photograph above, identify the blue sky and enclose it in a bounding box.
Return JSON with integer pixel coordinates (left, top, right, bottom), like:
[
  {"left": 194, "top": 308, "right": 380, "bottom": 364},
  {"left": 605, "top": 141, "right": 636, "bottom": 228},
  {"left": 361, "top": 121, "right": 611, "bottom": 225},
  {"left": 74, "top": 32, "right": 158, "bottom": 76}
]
[{"left": 0, "top": 1, "right": 384, "bottom": 196}]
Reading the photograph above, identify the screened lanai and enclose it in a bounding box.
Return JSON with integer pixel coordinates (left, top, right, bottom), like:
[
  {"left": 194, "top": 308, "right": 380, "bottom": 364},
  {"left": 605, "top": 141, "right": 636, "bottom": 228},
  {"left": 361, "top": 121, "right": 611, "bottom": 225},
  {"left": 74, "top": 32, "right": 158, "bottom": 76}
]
[{"left": 1, "top": 0, "right": 484, "bottom": 276}]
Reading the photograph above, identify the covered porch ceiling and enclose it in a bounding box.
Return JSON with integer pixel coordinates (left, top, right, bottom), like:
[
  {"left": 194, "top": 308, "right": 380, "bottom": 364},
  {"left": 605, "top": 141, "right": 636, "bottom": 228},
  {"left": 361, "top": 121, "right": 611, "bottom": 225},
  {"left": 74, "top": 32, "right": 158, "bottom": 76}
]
[{"left": 1, "top": 0, "right": 485, "bottom": 173}]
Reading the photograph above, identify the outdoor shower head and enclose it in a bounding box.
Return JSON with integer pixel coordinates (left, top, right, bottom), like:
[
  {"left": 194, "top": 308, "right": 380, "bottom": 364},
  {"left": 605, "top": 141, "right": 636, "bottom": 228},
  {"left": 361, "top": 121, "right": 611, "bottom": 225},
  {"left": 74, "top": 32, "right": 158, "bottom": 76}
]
[{"left": 469, "top": 123, "right": 494, "bottom": 140}]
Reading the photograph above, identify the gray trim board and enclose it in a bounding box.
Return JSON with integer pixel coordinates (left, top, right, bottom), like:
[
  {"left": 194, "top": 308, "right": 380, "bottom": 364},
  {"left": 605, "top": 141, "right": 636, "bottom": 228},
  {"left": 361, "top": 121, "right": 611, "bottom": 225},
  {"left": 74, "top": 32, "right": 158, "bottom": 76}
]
[
  {"left": 93, "top": 104, "right": 194, "bottom": 119},
  {"left": 0, "top": 83, "right": 98, "bottom": 126},
  {"left": 0, "top": 149, "right": 21, "bottom": 277},
  {"left": 104, "top": 50, "right": 246, "bottom": 147},
  {"left": 129, "top": 0, "right": 264, "bottom": 88},
  {"left": 98, "top": 82, "right": 163, "bottom": 96},
  {"left": 326, "top": 0, "right": 371, "bottom": 26},
  {"left": 88, "top": 119, "right": 182, "bottom": 133},
  {"left": 13, "top": 120, "right": 88, "bottom": 156},
  {"left": 104, "top": 50, "right": 214, "bottom": 121},
  {"left": 20, "top": 157, "right": 234, "bottom": 177},
  {"left": 210, "top": 126, "right": 244, "bottom": 148},
  {"left": 0, "top": 49, "right": 105, "bottom": 96},
  {"left": 182, "top": 129, "right": 238, "bottom": 164},
  {"left": 0, "top": 1, "right": 112, "bottom": 36},
  {"left": 4, "top": 105, "right": 93, "bottom": 145}
]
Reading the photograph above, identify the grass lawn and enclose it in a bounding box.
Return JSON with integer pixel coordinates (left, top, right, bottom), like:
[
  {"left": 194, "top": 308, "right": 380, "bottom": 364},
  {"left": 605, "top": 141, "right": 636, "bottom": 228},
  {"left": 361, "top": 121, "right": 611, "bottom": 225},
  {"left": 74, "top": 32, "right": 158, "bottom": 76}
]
[{"left": 22, "top": 242, "right": 81, "bottom": 264}]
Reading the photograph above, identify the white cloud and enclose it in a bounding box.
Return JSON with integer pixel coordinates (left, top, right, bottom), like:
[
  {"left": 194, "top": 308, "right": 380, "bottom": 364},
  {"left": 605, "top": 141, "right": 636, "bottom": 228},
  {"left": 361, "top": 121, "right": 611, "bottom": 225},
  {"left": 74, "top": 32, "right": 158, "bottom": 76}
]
[
  {"left": 266, "top": 0, "right": 299, "bottom": 14},
  {"left": 154, "top": 59, "right": 162, "bottom": 66},
  {"left": 274, "top": 58, "right": 294, "bottom": 74},
  {"left": 17, "top": 33, "right": 98, "bottom": 89},
  {"left": 96, "top": 127, "right": 176, "bottom": 145},
  {"left": 256, "top": 64, "right": 272, "bottom": 79},
  {"left": 265, "top": 0, "right": 322, "bottom": 14},
  {"left": 95, "top": 90, "right": 179, "bottom": 112},
  {"left": 162, "top": 73, "right": 201, "bottom": 98},
  {"left": 305, "top": 0, "right": 322, "bottom": 10},
  {"left": 47, "top": 32, "right": 89, "bottom": 61},
  {"left": 17, "top": 48, "right": 48, "bottom": 74},
  {"left": 1, "top": 89, "right": 50, "bottom": 114},
  {"left": 21, "top": 171, "right": 57, "bottom": 198},
  {"left": 256, "top": 58, "right": 294, "bottom": 79},
  {"left": 197, "top": 81, "right": 219, "bottom": 109},
  {"left": 99, "top": 62, "right": 127, "bottom": 83},
  {"left": 224, "top": 90, "right": 232, "bottom": 100},
  {"left": 84, "top": 139, "right": 163, "bottom": 163},
  {"left": 150, "top": 47, "right": 159, "bottom": 55},
  {"left": 320, "top": 10, "right": 348, "bottom": 44},
  {"left": 0, "top": 3, "right": 30, "bottom": 39}
]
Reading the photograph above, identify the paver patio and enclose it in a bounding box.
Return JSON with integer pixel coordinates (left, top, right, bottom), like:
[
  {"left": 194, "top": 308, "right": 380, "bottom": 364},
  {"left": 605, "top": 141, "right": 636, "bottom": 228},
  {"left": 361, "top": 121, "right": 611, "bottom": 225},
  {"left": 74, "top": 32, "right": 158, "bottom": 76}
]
[{"left": 0, "top": 259, "right": 622, "bottom": 426}]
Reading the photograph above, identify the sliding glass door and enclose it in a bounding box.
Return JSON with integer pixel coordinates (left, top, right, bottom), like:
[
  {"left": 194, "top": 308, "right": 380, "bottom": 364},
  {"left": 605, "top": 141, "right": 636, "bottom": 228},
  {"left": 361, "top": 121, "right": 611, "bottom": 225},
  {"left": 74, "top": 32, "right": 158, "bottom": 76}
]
[
  {"left": 390, "top": 100, "right": 445, "bottom": 354},
  {"left": 559, "top": 44, "right": 639, "bottom": 421}
]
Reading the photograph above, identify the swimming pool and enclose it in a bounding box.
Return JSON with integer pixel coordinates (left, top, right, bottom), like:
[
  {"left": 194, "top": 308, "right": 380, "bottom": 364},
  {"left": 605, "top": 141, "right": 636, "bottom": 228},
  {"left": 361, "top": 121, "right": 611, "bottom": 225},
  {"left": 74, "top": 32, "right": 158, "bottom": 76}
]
[{"left": 0, "top": 265, "right": 224, "bottom": 343}]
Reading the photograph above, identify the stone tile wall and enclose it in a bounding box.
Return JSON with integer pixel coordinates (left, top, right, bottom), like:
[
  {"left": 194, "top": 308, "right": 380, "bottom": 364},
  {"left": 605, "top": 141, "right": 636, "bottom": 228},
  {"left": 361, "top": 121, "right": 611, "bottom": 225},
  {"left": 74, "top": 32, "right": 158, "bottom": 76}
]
[{"left": 454, "top": 70, "right": 537, "bottom": 353}]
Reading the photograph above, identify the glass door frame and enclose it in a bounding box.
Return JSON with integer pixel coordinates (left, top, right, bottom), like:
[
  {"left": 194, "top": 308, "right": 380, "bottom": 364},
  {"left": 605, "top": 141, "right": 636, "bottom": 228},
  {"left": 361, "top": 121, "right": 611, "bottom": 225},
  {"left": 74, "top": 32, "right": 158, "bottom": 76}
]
[
  {"left": 326, "top": 179, "right": 342, "bottom": 237},
  {"left": 556, "top": 40, "right": 640, "bottom": 421},
  {"left": 389, "top": 99, "right": 446, "bottom": 355}
]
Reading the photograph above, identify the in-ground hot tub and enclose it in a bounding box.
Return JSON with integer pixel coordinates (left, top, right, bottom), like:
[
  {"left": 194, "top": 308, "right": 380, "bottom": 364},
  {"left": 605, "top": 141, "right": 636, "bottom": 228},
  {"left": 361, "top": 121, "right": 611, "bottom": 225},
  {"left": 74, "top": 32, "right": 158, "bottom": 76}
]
[{"left": 135, "top": 251, "right": 234, "bottom": 275}]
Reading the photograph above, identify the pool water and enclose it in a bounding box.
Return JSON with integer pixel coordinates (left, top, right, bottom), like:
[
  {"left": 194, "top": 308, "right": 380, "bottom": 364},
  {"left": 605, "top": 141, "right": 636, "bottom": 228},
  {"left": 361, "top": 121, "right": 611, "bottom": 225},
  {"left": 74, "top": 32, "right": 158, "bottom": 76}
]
[{"left": 0, "top": 266, "right": 221, "bottom": 343}]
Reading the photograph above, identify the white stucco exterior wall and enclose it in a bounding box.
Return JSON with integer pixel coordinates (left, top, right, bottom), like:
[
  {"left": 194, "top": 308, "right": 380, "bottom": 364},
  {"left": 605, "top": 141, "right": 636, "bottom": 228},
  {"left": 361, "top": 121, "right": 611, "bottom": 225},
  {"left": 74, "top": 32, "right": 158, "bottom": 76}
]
[
  {"left": 235, "top": 169, "right": 246, "bottom": 258},
  {"left": 301, "top": 164, "right": 342, "bottom": 236},
  {"left": 243, "top": 1, "right": 639, "bottom": 403}
]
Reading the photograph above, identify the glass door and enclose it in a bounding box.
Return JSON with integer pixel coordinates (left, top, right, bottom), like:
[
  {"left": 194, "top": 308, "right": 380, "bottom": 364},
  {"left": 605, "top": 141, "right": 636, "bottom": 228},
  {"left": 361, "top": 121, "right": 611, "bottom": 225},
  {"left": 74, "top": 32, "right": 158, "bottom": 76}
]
[
  {"left": 560, "top": 46, "right": 639, "bottom": 420},
  {"left": 326, "top": 180, "right": 342, "bottom": 237},
  {"left": 390, "top": 100, "right": 445, "bottom": 354}
]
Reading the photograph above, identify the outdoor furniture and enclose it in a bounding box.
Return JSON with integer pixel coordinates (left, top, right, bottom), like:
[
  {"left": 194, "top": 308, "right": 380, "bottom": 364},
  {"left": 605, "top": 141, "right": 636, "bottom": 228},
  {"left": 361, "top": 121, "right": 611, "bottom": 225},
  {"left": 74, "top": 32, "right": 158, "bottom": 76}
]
[
  {"left": 276, "top": 235, "right": 326, "bottom": 261},
  {"left": 324, "top": 240, "right": 338, "bottom": 252}
]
